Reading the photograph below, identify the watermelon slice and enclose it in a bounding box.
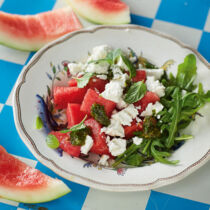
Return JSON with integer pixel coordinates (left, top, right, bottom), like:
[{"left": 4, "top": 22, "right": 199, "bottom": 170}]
[
  {"left": 0, "top": 7, "right": 82, "bottom": 51},
  {"left": 50, "top": 131, "right": 81, "bottom": 157},
  {"left": 85, "top": 118, "right": 110, "bottom": 155},
  {"left": 81, "top": 89, "right": 116, "bottom": 117},
  {"left": 0, "top": 146, "right": 70, "bottom": 203},
  {"left": 67, "top": 0, "right": 130, "bottom": 25},
  {"left": 132, "top": 70, "right": 146, "bottom": 83},
  {"left": 53, "top": 86, "right": 88, "bottom": 109},
  {"left": 124, "top": 120, "right": 143, "bottom": 139},
  {"left": 66, "top": 103, "right": 86, "bottom": 127},
  {"left": 134, "top": 91, "right": 160, "bottom": 113}
]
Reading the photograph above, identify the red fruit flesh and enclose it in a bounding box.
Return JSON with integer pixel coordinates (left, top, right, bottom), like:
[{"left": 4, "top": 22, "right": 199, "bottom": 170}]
[
  {"left": 132, "top": 70, "right": 146, "bottom": 83},
  {"left": 66, "top": 103, "right": 86, "bottom": 128},
  {"left": 68, "top": 78, "right": 77, "bottom": 87},
  {"left": 135, "top": 91, "right": 160, "bottom": 113},
  {"left": 81, "top": 89, "right": 116, "bottom": 117},
  {"left": 124, "top": 120, "right": 143, "bottom": 139},
  {"left": 50, "top": 131, "right": 80, "bottom": 157},
  {"left": 85, "top": 118, "right": 110, "bottom": 155},
  {"left": 53, "top": 86, "right": 87, "bottom": 109},
  {"left": 0, "top": 146, "right": 48, "bottom": 189}
]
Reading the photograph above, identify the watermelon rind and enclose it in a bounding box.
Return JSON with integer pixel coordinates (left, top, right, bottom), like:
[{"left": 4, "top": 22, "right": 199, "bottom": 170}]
[
  {"left": 0, "top": 178, "right": 71, "bottom": 203},
  {"left": 66, "top": 0, "right": 131, "bottom": 25},
  {"left": 0, "top": 7, "right": 82, "bottom": 51}
]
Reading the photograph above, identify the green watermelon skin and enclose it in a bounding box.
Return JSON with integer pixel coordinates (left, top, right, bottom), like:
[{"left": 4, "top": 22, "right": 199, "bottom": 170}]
[
  {"left": 67, "top": 0, "right": 130, "bottom": 25},
  {"left": 0, "top": 146, "right": 70, "bottom": 203},
  {"left": 0, "top": 7, "right": 82, "bottom": 51}
]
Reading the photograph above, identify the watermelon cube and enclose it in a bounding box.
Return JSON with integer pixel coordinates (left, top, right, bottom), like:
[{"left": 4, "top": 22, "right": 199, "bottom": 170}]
[
  {"left": 124, "top": 120, "right": 143, "bottom": 139},
  {"left": 132, "top": 70, "right": 146, "bottom": 83},
  {"left": 134, "top": 91, "right": 160, "bottom": 113},
  {"left": 50, "top": 131, "right": 81, "bottom": 157},
  {"left": 81, "top": 89, "right": 116, "bottom": 117},
  {"left": 66, "top": 103, "right": 86, "bottom": 128},
  {"left": 68, "top": 78, "right": 77, "bottom": 87},
  {"left": 88, "top": 77, "right": 108, "bottom": 93},
  {"left": 53, "top": 86, "right": 87, "bottom": 109},
  {"left": 85, "top": 118, "right": 110, "bottom": 155}
]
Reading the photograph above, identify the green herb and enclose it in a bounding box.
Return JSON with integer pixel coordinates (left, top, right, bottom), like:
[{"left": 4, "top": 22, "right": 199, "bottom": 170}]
[
  {"left": 124, "top": 81, "right": 147, "bottom": 104},
  {"left": 46, "top": 134, "right": 60, "bottom": 149},
  {"left": 35, "top": 116, "right": 43, "bottom": 130},
  {"left": 91, "top": 103, "right": 110, "bottom": 126},
  {"left": 138, "top": 56, "right": 158, "bottom": 69},
  {"left": 60, "top": 115, "right": 87, "bottom": 133},
  {"left": 112, "top": 143, "right": 142, "bottom": 168},
  {"left": 151, "top": 140, "right": 179, "bottom": 164},
  {"left": 176, "top": 54, "right": 197, "bottom": 91},
  {"left": 76, "top": 73, "right": 94, "bottom": 88},
  {"left": 120, "top": 54, "right": 136, "bottom": 78},
  {"left": 175, "top": 135, "right": 193, "bottom": 141},
  {"left": 124, "top": 153, "right": 144, "bottom": 166},
  {"left": 70, "top": 127, "right": 91, "bottom": 146},
  {"left": 165, "top": 87, "right": 181, "bottom": 148},
  {"left": 88, "top": 48, "right": 136, "bottom": 78}
]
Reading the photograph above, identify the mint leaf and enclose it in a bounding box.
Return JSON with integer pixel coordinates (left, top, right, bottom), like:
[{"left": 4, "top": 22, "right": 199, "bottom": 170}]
[
  {"left": 124, "top": 81, "right": 147, "bottom": 104},
  {"left": 36, "top": 116, "right": 43, "bottom": 130},
  {"left": 46, "top": 134, "right": 59, "bottom": 149},
  {"left": 76, "top": 73, "right": 94, "bottom": 88},
  {"left": 176, "top": 54, "right": 197, "bottom": 91},
  {"left": 60, "top": 115, "right": 87, "bottom": 133},
  {"left": 91, "top": 103, "right": 110, "bottom": 126},
  {"left": 121, "top": 55, "right": 136, "bottom": 78}
]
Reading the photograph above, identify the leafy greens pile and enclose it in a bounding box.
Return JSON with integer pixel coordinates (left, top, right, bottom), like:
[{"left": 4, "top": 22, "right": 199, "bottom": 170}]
[{"left": 113, "top": 54, "right": 210, "bottom": 167}]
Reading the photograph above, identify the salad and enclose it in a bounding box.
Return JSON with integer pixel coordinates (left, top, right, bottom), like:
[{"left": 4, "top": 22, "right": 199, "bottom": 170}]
[{"left": 39, "top": 45, "right": 210, "bottom": 168}]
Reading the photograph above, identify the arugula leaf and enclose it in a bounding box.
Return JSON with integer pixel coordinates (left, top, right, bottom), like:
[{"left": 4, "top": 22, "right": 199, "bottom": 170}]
[
  {"left": 60, "top": 115, "right": 87, "bottom": 133},
  {"left": 124, "top": 153, "right": 144, "bottom": 166},
  {"left": 175, "top": 135, "right": 193, "bottom": 141},
  {"left": 165, "top": 87, "right": 182, "bottom": 148},
  {"left": 198, "top": 83, "right": 210, "bottom": 103},
  {"left": 91, "top": 103, "right": 110, "bottom": 126},
  {"left": 151, "top": 141, "right": 179, "bottom": 165},
  {"left": 112, "top": 143, "right": 142, "bottom": 168},
  {"left": 76, "top": 73, "right": 94, "bottom": 88},
  {"left": 176, "top": 54, "right": 197, "bottom": 91},
  {"left": 124, "top": 81, "right": 147, "bottom": 104}
]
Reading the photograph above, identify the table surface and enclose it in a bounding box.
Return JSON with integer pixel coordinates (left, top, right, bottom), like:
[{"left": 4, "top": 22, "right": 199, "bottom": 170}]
[{"left": 0, "top": 0, "right": 209, "bottom": 209}]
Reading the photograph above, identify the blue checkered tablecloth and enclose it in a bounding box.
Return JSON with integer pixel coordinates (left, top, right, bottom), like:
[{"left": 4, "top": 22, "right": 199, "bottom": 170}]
[{"left": 0, "top": 0, "right": 209, "bottom": 209}]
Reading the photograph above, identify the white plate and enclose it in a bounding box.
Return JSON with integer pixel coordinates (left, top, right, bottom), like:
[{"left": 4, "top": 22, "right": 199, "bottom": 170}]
[{"left": 13, "top": 25, "right": 210, "bottom": 191}]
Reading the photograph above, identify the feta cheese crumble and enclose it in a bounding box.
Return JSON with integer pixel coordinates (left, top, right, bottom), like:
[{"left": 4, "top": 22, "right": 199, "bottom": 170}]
[
  {"left": 143, "top": 69, "right": 164, "bottom": 80},
  {"left": 108, "top": 138, "right": 126, "bottom": 156},
  {"left": 146, "top": 76, "right": 165, "bottom": 97},
  {"left": 116, "top": 56, "right": 129, "bottom": 71},
  {"left": 86, "top": 62, "right": 109, "bottom": 74},
  {"left": 101, "top": 119, "right": 125, "bottom": 137},
  {"left": 141, "top": 101, "right": 164, "bottom": 117},
  {"left": 68, "top": 63, "right": 84, "bottom": 76},
  {"left": 132, "top": 137, "right": 143, "bottom": 145},
  {"left": 101, "top": 80, "right": 124, "bottom": 103},
  {"left": 112, "top": 104, "right": 138, "bottom": 126},
  {"left": 81, "top": 135, "right": 93, "bottom": 155},
  {"left": 88, "top": 45, "right": 111, "bottom": 61},
  {"left": 96, "top": 74, "right": 107, "bottom": 80},
  {"left": 98, "top": 155, "right": 109, "bottom": 166}
]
